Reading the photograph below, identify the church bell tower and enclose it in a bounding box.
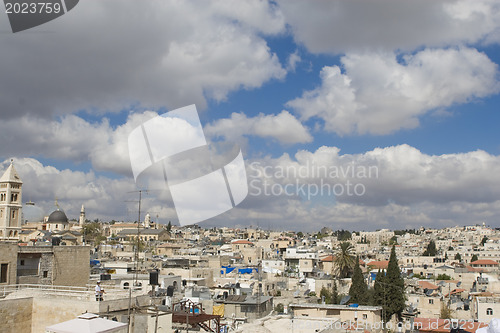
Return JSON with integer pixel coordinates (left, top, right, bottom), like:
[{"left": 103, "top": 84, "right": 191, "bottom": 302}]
[{"left": 0, "top": 160, "right": 23, "bottom": 241}]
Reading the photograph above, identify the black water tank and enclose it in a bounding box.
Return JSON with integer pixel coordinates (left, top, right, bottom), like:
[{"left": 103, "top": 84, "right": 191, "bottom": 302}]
[
  {"left": 167, "top": 285, "right": 174, "bottom": 297},
  {"left": 149, "top": 270, "right": 159, "bottom": 285},
  {"left": 100, "top": 274, "right": 111, "bottom": 281}
]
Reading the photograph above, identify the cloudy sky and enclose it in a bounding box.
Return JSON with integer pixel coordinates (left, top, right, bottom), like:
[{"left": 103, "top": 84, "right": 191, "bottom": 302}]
[{"left": 1, "top": 0, "right": 499, "bottom": 231}]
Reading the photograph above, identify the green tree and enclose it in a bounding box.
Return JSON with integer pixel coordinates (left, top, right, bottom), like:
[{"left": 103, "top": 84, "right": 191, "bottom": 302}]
[
  {"left": 335, "top": 229, "right": 352, "bottom": 241},
  {"left": 471, "top": 254, "right": 478, "bottom": 262},
  {"left": 423, "top": 240, "right": 437, "bottom": 256},
  {"left": 444, "top": 252, "right": 448, "bottom": 261},
  {"left": 481, "top": 236, "right": 488, "bottom": 246},
  {"left": 349, "top": 257, "right": 368, "bottom": 305},
  {"left": 82, "top": 222, "right": 102, "bottom": 245},
  {"left": 320, "top": 286, "right": 332, "bottom": 304},
  {"left": 389, "top": 235, "right": 398, "bottom": 245},
  {"left": 297, "top": 231, "right": 304, "bottom": 238},
  {"left": 334, "top": 242, "right": 356, "bottom": 278},
  {"left": 440, "top": 302, "right": 453, "bottom": 319},
  {"left": 436, "top": 274, "right": 452, "bottom": 280},
  {"left": 384, "top": 246, "right": 405, "bottom": 322},
  {"left": 166, "top": 221, "right": 172, "bottom": 232},
  {"left": 454, "top": 253, "right": 462, "bottom": 261},
  {"left": 274, "top": 303, "right": 284, "bottom": 313},
  {"left": 332, "top": 280, "right": 339, "bottom": 304},
  {"left": 372, "top": 269, "right": 386, "bottom": 308}
]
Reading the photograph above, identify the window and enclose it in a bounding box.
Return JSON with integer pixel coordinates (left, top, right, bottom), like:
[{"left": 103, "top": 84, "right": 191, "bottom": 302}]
[
  {"left": 363, "top": 314, "right": 368, "bottom": 319},
  {"left": 1, "top": 264, "right": 8, "bottom": 283},
  {"left": 429, "top": 299, "right": 434, "bottom": 304},
  {"left": 487, "top": 308, "right": 493, "bottom": 315},
  {"left": 43, "top": 271, "right": 48, "bottom": 278},
  {"left": 20, "top": 260, "right": 25, "bottom": 266}
]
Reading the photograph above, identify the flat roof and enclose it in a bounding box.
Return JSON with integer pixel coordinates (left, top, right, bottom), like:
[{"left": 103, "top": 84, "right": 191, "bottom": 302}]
[{"left": 290, "top": 303, "right": 382, "bottom": 311}]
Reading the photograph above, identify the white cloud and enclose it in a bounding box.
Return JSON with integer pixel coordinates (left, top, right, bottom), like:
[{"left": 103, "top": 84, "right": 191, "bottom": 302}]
[
  {"left": 0, "top": 0, "right": 286, "bottom": 119},
  {"left": 232, "top": 144, "right": 500, "bottom": 230},
  {"left": 277, "top": 0, "right": 500, "bottom": 54},
  {"left": 205, "top": 110, "right": 312, "bottom": 144},
  {"left": 4, "top": 142, "right": 500, "bottom": 231},
  {"left": 287, "top": 47, "right": 499, "bottom": 135},
  {"left": 0, "top": 112, "right": 162, "bottom": 176},
  {"left": 286, "top": 50, "right": 301, "bottom": 72}
]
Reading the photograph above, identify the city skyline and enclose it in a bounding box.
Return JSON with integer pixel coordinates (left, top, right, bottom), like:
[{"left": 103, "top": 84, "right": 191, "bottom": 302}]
[{"left": 1, "top": 1, "right": 500, "bottom": 231}]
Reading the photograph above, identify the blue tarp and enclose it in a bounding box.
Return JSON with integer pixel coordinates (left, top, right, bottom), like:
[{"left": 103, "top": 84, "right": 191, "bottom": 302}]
[
  {"left": 221, "top": 266, "right": 236, "bottom": 274},
  {"left": 90, "top": 259, "right": 100, "bottom": 266},
  {"left": 238, "top": 268, "right": 253, "bottom": 274}
]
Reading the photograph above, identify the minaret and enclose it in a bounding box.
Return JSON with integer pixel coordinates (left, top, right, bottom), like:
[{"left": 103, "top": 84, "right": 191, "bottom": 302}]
[
  {"left": 0, "top": 160, "right": 23, "bottom": 241},
  {"left": 79, "top": 204, "right": 85, "bottom": 227}
]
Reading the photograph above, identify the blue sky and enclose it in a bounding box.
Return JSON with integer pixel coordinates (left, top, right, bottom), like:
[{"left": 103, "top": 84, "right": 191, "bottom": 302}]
[{"left": 1, "top": 0, "right": 500, "bottom": 231}]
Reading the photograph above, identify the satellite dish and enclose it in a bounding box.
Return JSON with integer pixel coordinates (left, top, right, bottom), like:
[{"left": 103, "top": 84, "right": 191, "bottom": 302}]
[{"left": 340, "top": 295, "right": 351, "bottom": 305}]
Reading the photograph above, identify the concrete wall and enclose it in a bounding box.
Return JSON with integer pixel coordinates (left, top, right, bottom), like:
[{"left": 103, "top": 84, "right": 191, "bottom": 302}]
[
  {"left": 0, "top": 297, "right": 33, "bottom": 333},
  {"left": 32, "top": 297, "right": 96, "bottom": 333}
]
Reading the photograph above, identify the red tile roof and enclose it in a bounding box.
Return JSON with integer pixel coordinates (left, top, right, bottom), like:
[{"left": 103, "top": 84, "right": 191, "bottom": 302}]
[
  {"left": 321, "top": 255, "right": 334, "bottom": 262},
  {"left": 418, "top": 281, "right": 439, "bottom": 290},
  {"left": 367, "top": 260, "right": 389, "bottom": 269},
  {"left": 470, "top": 259, "right": 499, "bottom": 266},
  {"left": 414, "top": 318, "right": 487, "bottom": 333},
  {"left": 232, "top": 240, "right": 254, "bottom": 245}
]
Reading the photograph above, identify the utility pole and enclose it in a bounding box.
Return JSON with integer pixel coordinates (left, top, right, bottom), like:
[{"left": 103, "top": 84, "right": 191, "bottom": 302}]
[{"left": 125, "top": 189, "right": 147, "bottom": 333}]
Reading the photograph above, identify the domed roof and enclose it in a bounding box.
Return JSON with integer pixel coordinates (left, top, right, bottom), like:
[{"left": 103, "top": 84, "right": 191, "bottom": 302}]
[{"left": 47, "top": 209, "right": 68, "bottom": 223}]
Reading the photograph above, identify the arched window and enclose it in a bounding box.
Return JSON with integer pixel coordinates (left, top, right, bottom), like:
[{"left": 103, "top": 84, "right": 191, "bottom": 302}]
[
  {"left": 487, "top": 308, "right": 493, "bottom": 315},
  {"left": 123, "top": 282, "right": 129, "bottom": 289}
]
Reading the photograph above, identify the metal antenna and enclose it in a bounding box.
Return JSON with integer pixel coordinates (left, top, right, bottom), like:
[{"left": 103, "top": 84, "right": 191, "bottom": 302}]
[{"left": 125, "top": 189, "right": 148, "bottom": 332}]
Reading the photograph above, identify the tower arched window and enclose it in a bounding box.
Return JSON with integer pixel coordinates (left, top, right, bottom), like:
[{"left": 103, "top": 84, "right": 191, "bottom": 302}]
[{"left": 487, "top": 308, "right": 493, "bottom": 315}]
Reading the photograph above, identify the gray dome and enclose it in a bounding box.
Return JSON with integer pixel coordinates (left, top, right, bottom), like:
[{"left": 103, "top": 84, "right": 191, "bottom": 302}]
[{"left": 47, "top": 209, "right": 68, "bottom": 223}]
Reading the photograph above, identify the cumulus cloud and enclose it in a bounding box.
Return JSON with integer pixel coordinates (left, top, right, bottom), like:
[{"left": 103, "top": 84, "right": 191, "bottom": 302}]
[
  {"left": 4, "top": 142, "right": 500, "bottom": 230},
  {"left": 277, "top": 0, "right": 500, "bottom": 54},
  {"left": 0, "top": 0, "right": 286, "bottom": 119},
  {"left": 231, "top": 144, "right": 500, "bottom": 230},
  {"left": 286, "top": 50, "right": 301, "bottom": 72},
  {"left": 287, "top": 47, "right": 499, "bottom": 135},
  {"left": 205, "top": 110, "right": 312, "bottom": 144},
  {"left": 0, "top": 112, "right": 161, "bottom": 176}
]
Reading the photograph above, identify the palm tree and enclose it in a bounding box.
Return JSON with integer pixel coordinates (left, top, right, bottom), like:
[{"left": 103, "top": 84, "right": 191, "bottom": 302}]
[{"left": 334, "top": 242, "right": 356, "bottom": 278}]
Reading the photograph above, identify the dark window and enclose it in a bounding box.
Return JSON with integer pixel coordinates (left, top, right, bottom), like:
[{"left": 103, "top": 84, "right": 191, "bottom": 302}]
[
  {"left": 1, "top": 264, "right": 8, "bottom": 283},
  {"left": 43, "top": 271, "right": 48, "bottom": 278},
  {"left": 487, "top": 308, "right": 493, "bottom": 315},
  {"left": 20, "top": 260, "right": 24, "bottom": 266}
]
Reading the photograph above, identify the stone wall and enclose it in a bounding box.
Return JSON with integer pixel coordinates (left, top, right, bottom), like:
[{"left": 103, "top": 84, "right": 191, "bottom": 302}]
[
  {"left": 0, "top": 297, "right": 33, "bottom": 333},
  {"left": 53, "top": 246, "right": 90, "bottom": 286},
  {"left": 0, "top": 243, "right": 17, "bottom": 285}
]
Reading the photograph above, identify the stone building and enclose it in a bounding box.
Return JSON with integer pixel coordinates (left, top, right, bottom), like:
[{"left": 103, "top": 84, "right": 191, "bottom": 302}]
[{"left": 0, "top": 160, "right": 23, "bottom": 241}]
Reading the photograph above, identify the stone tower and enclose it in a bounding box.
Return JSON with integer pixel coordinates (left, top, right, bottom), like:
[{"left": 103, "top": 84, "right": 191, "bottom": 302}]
[
  {"left": 79, "top": 204, "right": 85, "bottom": 227},
  {"left": 0, "top": 160, "right": 23, "bottom": 241}
]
